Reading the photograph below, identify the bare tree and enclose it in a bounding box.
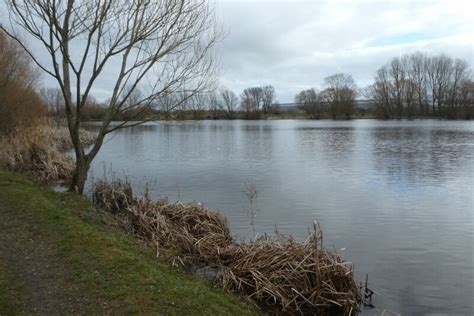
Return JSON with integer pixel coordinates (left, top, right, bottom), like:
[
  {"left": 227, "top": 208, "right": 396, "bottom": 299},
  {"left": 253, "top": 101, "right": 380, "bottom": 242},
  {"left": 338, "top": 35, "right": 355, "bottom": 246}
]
[
  {"left": 408, "top": 52, "right": 428, "bottom": 115},
  {"left": 187, "top": 93, "right": 207, "bottom": 119},
  {"left": 323, "top": 73, "right": 357, "bottom": 119},
  {"left": 426, "top": 54, "right": 453, "bottom": 115},
  {"left": 241, "top": 87, "right": 262, "bottom": 113},
  {"left": 295, "top": 88, "right": 323, "bottom": 119},
  {"left": 389, "top": 57, "right": 407, "bottom": 119},
  {"left": 157, "top": 93, "right": 178, "bottom": 120},
  {"left": 240, "top": 97, "right": 255, "bottom": 117},
  {"left": 261, "top": 85, "right": 275, "bottom": 115},
  {"left": 2, "top": 0, "right": 221, "bottom": 193},
  {"left": 460, "top": 79, "right": 474, "bottom": 119},
  {"left": 208, "top": 91, "right": 220, "bottom": 119},
  {"left": 40, "top": 87, "right": 64, "bottom": 118},
  {"left": 372, "top": 66, "right": 393, "bottom": 119},
  {"left": 446, "top": 58, "right": 470, "bottom": 118},
  {"left": 219, "top": 88, "right": 238, "bottom": 119},
  {"left": 240, "top": 85, "right": 276, "bottom": 116},
  {"left": 367, "top": 52, "right": 472, "bottom": 119}
]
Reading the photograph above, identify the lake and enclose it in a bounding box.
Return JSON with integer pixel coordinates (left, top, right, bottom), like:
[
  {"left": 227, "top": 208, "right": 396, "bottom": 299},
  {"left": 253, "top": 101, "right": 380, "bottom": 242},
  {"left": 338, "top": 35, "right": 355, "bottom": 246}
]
[{"left": 86, "top": 119, "right": 474, "bottom": 315}]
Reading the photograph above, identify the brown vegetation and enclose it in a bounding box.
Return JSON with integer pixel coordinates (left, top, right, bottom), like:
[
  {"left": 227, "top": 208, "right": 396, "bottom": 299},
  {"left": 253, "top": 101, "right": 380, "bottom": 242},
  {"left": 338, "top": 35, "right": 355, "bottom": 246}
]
[
  {"left": 0, "top": 31, "right": 46, "bottom": 135},
  {"left": 0, "top": 30, "right": 96, "bottom": 184},
  {"left": 0, "top": 123, "right": 95, "bottom": 183},
  {"left": 91, "top": 178, "right": 361, "bottom": 315},
  {"left": 220, "top": 232, "right": 359, "bottom": 315},
  {"left": 92, "top": 179, "right": 231, "bottom": 264}
]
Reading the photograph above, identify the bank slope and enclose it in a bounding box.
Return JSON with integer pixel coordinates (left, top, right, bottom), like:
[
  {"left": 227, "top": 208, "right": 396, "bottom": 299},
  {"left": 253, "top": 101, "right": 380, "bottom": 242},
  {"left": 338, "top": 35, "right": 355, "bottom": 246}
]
[{"left": 0, "top": 170, "right": 254, "bottom": 315}]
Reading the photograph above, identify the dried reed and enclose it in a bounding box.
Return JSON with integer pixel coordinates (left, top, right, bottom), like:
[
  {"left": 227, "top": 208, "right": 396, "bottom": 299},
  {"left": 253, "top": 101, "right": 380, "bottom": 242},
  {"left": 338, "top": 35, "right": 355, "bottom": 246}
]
[
  {"left": 127, "top": 198, "right": 231, "bottom": 263},
  {"left": 91, "top": 178, "right": 360, "bottom": 315},
  {"left": 92, "top": 177, "right": 134, "bottom": 213},
  {"left": 219, "top": 232, "right": 359, "bottom": 315},
  {"left": 0, "top": 122, "right": 95, "bottom": 182}
]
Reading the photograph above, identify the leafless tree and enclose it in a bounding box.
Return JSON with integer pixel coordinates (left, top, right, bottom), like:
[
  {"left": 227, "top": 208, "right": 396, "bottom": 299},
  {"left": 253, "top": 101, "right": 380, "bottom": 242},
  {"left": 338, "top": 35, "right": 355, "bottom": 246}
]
[
  {"left": 40, "top": 87, "right": 64, "bottom": 117},
  {"left": 459, "top": 79, "right": 474, "bottom": 119},
  {"left": 261, "top": 85, "right": 275, "bottom": 114},
  {"left": 365, "top": 66, "right": 392, "bottom": 119},
  {"left": 207, "top": 91, "right": 220, "bottom": 119},
  {"left": 157, "top": 93, "right": 178, "bottom": 120},
  {"left": 240, "top": 85, "right": 276, "bottom": 116},
  {"left": 368, "top": 52, "right": 471, "bottom": 119},
  {"left": 241, "top": 87, "right": 262, "bottom": 113},
  {"left": 389, "top": 57, "right": 407, "bottom": 118},
  {"left": 446, "top": 58, "right": 470, "bottom": 118},
  {"left": 323, "top": 73, "right": 357, "bottom": 119},
  {"left": 295, "top": 88, "right": 323, "bottom": 119},
  {"left": 426, "top": 54, "right": 453, "bottom": 115},
  {"left": 2, "top": 0, "right": 221, "bottom": 193},
  {"left": 219, "top": 88, "right": 238, "bottom": 119},
  {"left": 408, "top": 52, "right": 428, "bottom": 115},
  {"left": 240, "top": 97, "right": 255, "bottom": 117},
  {"left": 187, "top": 93, "right": 207, "bottom": 119}
]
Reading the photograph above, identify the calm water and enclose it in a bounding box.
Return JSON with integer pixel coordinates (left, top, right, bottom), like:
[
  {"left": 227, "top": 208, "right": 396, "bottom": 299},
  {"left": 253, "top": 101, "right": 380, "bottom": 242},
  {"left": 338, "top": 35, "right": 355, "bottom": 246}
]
[{"left": 86, "top": 120, "right": 474, "bottom": 315}]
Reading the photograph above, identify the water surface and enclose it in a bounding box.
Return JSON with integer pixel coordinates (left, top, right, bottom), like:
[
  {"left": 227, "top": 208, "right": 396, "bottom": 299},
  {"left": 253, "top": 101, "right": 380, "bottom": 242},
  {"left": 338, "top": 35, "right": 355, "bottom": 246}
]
[{"left": 86, "top": 120, "right": 474, "bottom": 315}]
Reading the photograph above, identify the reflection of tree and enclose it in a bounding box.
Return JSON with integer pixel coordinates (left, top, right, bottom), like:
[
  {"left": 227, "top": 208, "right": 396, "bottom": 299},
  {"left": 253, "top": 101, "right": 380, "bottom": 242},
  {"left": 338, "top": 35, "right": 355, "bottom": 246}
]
[
  {"left": 368, "top": 126, "right": 473, "bottom": 185},
  {"left": 296, "top": 126, "right": 355, "bottom": 166},
  {"left": 243, "top": 183, "right": 259, "bottom": 235},
  {"left": 240, "top": 123, "right": 274, "bottom": 161},
  {"left": 127, "top": 124, "right": 159, "bottom": 135},
  {"left": 319, "top": 128, "right": 355, "bottom": 160}
]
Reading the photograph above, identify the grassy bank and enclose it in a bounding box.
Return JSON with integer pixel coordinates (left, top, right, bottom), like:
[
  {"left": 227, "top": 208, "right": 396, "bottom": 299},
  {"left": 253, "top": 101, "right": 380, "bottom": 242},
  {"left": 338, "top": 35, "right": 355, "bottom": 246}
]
[{"left": 0, "top": 170, "right": 255, "bottom": 315}]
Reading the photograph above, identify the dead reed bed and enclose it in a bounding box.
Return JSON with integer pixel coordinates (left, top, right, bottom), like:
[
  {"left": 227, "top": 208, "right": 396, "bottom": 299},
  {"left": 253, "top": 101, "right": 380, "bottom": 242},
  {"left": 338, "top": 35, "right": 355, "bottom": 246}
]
[
  {"left": 92, "top": 177, "right": 134, "bottom": 213},
  {"left": 92, "top": 179, "right": 231, "bottom": 263},
  {"left": 0, "top": 122, "right": 95, "bottom": 182},
  {"left": 128, "top": 198, "right": 232, "bottom": 263},
  {"left": 219, "top": 231, "right": 359, "bottom": 315},
  {"left": 91, "top": 178, "right": 360, "bottom": 315}
]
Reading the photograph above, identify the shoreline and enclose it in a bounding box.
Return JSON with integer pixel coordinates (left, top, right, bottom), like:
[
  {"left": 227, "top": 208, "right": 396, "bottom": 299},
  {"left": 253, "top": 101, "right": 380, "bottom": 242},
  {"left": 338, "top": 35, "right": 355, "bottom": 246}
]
[{"left": 0, "top": 170, "right": 256, "bottom": 315}]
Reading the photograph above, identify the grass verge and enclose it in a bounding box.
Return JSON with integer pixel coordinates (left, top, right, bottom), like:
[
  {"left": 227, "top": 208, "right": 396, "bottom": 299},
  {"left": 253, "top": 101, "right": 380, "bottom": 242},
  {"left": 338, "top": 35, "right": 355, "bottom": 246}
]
[{"left": 0, "top": 170, "right": 255, "bottom": 315}]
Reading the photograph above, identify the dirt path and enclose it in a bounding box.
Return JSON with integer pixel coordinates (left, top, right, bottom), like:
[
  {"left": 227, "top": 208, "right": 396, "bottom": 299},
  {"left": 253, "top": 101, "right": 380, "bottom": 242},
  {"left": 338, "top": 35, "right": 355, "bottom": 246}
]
[{"left": 0, "top": 207, "right": 95, "bottom": 315}]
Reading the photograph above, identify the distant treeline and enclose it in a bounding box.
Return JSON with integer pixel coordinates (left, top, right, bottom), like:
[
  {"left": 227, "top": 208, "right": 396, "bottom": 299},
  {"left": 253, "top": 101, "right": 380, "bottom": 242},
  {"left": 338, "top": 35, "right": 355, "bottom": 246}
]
[
  {"left": 295, "top": 53, "right": 473, "bottom": 120},
  {"left": 43, "top": 52, "right": 472, "bottom": 121},
  {"left": 2, "top": 26, "right": 472, "bottom": 125},
  {"left": 364, "top": 52, "right": 473, "bottom": 119}
]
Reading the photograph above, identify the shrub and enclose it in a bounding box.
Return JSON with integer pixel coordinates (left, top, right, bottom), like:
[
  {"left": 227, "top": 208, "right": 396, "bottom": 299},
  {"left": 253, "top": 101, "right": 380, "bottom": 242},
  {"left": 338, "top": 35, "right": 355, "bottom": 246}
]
[{"left": 0, "top": 31, "right": 46, "bottom": 135}]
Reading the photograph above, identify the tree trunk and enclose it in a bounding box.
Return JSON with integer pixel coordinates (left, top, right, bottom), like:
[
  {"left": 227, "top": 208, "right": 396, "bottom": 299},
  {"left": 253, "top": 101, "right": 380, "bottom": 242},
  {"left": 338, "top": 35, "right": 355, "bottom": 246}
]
[{"left": 68, "top": 155, "right": 90, "bottom": 194}]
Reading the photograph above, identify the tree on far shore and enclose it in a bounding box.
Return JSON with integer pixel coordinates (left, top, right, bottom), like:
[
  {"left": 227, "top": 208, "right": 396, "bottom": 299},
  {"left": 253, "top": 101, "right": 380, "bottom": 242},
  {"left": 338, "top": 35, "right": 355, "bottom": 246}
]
[{"left": 323, "top": 73, "right": 357, "bottom": 119}]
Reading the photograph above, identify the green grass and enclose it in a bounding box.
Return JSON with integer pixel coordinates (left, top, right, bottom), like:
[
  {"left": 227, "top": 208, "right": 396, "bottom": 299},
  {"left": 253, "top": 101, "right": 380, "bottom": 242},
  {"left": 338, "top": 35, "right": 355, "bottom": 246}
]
[
  {"left": 0, "top": 261, "right": 26, "bottom": 315},
  {"left": 0, "top": 170, "right": 255, "bottom": 315}
]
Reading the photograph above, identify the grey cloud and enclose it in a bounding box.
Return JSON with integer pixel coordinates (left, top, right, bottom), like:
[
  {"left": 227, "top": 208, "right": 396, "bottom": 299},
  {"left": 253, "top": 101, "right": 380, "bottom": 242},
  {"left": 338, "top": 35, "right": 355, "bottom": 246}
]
[
  {"left": 1, "top": 1, "right": 472, "bottom": 103},
  {"left": 216, "top": 0, "right": 474, "bottom": 102}
]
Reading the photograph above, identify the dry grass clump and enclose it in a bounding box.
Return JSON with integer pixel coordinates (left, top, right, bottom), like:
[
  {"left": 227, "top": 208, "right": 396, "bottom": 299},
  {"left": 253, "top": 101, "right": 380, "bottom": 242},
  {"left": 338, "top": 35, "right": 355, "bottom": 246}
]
[
  {"left": 91, "top": 178, "right": 231, "bottom": 262},
  {"left": 91, "top": 178, "right": 360, "bottom": 315},
  {"left": 219, "top": 232, "right": 359, "bottom": 315},
  {"left": 44, "top": 124, "right": 96, "bottom": 152},
  {"left": 0, "top": 123, "right": 95, "bottom": 182},
  {"left": 92, "top": 178, "right": 134, "bottom": 214},
  {"left": 127, "top": 198, "right": 231, "bottom": 262}
]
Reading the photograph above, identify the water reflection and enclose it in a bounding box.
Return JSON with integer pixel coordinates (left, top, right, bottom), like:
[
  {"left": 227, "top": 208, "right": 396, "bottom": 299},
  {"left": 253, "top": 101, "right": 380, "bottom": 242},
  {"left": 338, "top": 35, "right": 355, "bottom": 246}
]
[
  {"left": 85, "top": 120, "right": 474, "bottom": 315},
  {"left": 368, "top": 125, "right": 474, "bottom": 191}
]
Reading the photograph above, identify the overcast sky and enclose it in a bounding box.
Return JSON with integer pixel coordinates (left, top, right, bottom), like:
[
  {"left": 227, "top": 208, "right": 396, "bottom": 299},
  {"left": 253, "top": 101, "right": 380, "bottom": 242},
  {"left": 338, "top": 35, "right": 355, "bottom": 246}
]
[
  {"left": 215, "top": 0, "right": 473, "bottom": 102},
  {"left": 2, "top": 0, "right": 473, "bottom": 103}
]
